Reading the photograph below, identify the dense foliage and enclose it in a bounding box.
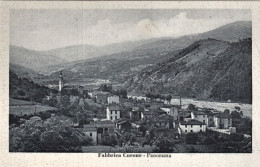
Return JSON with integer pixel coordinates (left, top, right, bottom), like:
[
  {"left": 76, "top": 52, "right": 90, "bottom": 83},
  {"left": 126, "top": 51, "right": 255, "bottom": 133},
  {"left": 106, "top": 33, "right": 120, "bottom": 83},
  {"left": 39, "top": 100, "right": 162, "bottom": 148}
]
[
  {"left": 9, "top": 116, "right": 92, "bottom": 152},
  {"left": 9, "top": 71, "right": 57, "bottom": 103}
]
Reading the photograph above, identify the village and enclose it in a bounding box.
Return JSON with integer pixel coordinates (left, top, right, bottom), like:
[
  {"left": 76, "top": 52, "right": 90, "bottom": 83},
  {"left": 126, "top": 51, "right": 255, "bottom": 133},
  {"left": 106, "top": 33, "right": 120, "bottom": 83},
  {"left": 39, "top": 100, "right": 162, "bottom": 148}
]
[{"left": 20, "top": 72, "right": 249, "bottom": 153}]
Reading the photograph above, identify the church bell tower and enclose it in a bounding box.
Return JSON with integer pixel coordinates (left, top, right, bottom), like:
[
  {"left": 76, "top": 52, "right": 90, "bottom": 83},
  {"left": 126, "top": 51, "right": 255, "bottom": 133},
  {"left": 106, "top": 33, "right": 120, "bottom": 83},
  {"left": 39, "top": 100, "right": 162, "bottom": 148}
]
[{"left": 59, "top": 72, "right": 64, "bottom": 91}]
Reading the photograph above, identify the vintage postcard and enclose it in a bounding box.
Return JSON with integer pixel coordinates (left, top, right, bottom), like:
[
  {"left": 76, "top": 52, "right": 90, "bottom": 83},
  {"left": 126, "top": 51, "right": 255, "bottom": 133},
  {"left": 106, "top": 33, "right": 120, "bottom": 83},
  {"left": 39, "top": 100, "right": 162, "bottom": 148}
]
[{"left": 0, "top": 1, "right": 260, "bottom": 167}]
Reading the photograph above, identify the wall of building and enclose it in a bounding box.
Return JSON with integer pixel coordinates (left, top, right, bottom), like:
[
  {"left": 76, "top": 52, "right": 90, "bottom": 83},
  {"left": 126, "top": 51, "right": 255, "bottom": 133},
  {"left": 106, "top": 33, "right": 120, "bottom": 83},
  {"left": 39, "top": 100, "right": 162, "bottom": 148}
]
[
  {"left": 206, "top": 115, "right": 214, "bottom": 127},
  {"left": 179, "top": 124, "right": 206, "bottom": 134},
  {"left": 106, "top": 108, "right": 121, "bottom": 121},
  {"left": 214, "top": 117, "right": 232, "bottom": 129},
  {"left": 84, "top": 131, "right": 97, "bottom": 145},
  {"left": 191, "top": 112, "right": 207, "bottom": 125},
  {"left": 107, "top": 96, "right": 119, "bottom": 104}
]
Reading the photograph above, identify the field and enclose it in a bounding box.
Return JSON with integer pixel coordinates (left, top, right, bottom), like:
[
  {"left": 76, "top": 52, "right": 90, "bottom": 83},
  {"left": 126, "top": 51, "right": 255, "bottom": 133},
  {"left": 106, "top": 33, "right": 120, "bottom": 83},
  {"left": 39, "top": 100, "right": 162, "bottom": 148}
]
[
  {"left": 9, "top": 98, "right": 35, "bottom": 106},
  {"left": 9, "top": 98, "right": 57, "bottom": 116}
]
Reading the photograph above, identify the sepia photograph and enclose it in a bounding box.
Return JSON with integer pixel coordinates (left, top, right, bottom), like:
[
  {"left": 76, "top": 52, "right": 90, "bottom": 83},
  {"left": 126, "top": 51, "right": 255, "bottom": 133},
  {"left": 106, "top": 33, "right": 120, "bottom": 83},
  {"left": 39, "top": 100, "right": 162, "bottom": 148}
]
[{"left": 8, "top": 8, "right": 252, "bottom": 153}]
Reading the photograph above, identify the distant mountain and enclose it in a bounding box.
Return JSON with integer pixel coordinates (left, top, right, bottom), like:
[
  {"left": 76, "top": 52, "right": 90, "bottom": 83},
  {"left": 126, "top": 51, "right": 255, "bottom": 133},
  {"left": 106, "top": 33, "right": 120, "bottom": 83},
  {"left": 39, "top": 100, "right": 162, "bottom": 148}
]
[
  {"left": 123, "top": 38, "right": 252, "bottom": 103},
  {"left": 37, "top": 21, "right": 251, "bottom": 75},
  {"left": 42, "top": 21, "right": 251, "bottom": 62},
  {"left": 41, "top": 39, "right": 164, "bottom": 62},
  {"left": 9, "top": 45, "right": 67, "bottom": 72}
]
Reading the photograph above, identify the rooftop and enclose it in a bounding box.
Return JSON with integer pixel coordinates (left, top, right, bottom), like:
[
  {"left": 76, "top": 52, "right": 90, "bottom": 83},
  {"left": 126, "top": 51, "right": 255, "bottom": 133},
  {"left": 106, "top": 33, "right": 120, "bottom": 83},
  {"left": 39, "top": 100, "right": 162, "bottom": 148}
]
[
  {"left": 83, "top": 124, "right": 97, "bottom": 131},
  {"left": 147, "top": 114, "right": 173, "bottom": 122},
  {"left": 180, "top": 119, "right": 206, "bottom": 125},
  {"left": 108, "top": 105, "right": 121, "bottom": 111},
  {"left": 114, "top": 118, "right": 129, "bottom": 124},
  {"left": 193, "top": 111, "right": 206, "bottom": 115}
]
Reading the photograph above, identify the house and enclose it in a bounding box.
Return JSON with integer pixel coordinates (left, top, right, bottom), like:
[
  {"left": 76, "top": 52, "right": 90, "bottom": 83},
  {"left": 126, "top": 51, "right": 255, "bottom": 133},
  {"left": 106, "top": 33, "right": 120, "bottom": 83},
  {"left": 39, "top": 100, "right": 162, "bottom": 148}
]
[
  {"left": 83, "top": 120, "right": 115, "bottom": 144},
  {"left": 213, "top": 113, "right": 232, "bottom": 129},
  {"left": 106, "top": 105, "right": 121, "bottom": 121},
  {"left": 131, "top": 120, "right": 146, "bottom": 129},
  {"left": 146, "top": 114, "right": 173, "bottom": 129},
  {"left": 160, "top": 106, "right": 179, "bottom": 120},
  {"left": 83, "top": 124, "right": 97, "bottom": 145},
  {"left": 114, "top": 118, "right": 131, "bottom": 131},
  {"left": 129, "top": 106, "right": 142, "bottom": 121},
  {"left": 205, "top": 112, "right": 215, "bottom": 127},
  {"left": 191, "top": 111, "right": 207, "bottom": 125},
  {"left": 96, "top": 92, "right": 110, "bottom": 104},
  {"left": 107, "top": 95, "right": 119, "bottom": 104},
  {"left": 141, "top": 108, "right": 164, "bottom": 120},
  {"left": 177, "top": 111, "right": 191, "bottom": 122},
  {"left": 178, "top": 119, "right": 206, "bottom": 134}
]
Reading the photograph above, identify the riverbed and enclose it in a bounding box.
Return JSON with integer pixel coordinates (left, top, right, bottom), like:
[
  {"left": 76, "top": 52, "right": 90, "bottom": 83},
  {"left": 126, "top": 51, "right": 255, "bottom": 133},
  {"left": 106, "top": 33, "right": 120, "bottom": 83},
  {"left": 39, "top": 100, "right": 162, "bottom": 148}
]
[{"left": 169, "top": 98, "right": 252, "bottom": 117}]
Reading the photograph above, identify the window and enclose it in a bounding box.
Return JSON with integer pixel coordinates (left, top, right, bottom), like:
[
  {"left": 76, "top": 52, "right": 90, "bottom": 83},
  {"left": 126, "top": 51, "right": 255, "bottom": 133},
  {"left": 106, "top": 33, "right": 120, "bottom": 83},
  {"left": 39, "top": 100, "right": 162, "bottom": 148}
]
[
  {"left": 203, "top": 120, "right": 205, "bottom": 123},
  {"left": 185, "top": 130, "right": 187, "bottom": 133},
  {"left": 115, "top": 111, "right": 117, "bottom": 114},
  {"left": 190, "top": 130, "right": 193, "bottom": 133},
  {"left": 110, "top": 111, "right": 112, "bottom": 115},
  {"left": 200, "top": 130, "right": 202, "bottom": 132},
  {"left": 200, "top": 125, "right": 202, "bottom": 128},
  {"left": 115, "top": 116, "right": 117, "bottom": 120},
  {"left": 195, "top": 115, "right": 197, "bottom": 118},
  {"left": 111, "top": 116, "right": 112, "bottom": 120},
  {"left": 191, "top": 125, "right": 193, "bottom": 128},
  {"left": 203, "top": 115, "right": 205, "bottom": 118},
  {"left": 185, "top": 125, "right": 187, "bottom": 128},
  {"left": 90, "top": 133, "right": 92, "bottom": 137}
]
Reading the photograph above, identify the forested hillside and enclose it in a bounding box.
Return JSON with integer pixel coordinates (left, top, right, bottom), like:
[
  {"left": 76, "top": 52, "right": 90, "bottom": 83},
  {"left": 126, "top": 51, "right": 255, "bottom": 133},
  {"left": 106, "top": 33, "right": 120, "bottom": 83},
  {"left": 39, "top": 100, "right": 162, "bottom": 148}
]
[{"left": 123, "top": 38, "right": 252, "bottom": 103}]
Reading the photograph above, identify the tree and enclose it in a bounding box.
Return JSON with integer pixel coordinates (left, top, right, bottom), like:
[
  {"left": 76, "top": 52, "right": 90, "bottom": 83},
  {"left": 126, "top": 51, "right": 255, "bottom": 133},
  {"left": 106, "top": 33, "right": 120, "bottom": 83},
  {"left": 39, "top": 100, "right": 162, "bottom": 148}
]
[
  {"left": 165, "top": 94, "right": 172, "bottom": 104},
  {"left": 229, "top": 133, "right": 244, "bottom": 142},
  {"left": 185, "top": 133, "right": 199, "bottom": 144},
  {"left": 235, "top": 106, "right": 241, "bottom": 111},
  {"left": 32, "top": 89, "right": 45, "bottom": 103},
  {"left": 223, "top": 109, "right": 230, "bottom": 115},
  {"left": 60, "top": 95, "right": 70, "bottom": 108},
  {"left": 9, "top": 116, "right": 92, "bottom": 152},
  {"left": 138, "top": 125, "right": 147, "bottom": 136},
  {"left": 187, "top": 146, "right": 199, "bottom": 153},
  {"left": 231, "top": 110, "right": 241, "bottom": 119},
  {"left": 153, "top": 137, "right": 175, "bottom": 153},
  {"left": 187, "top": 104, "right": 197, "bottom": 111}
]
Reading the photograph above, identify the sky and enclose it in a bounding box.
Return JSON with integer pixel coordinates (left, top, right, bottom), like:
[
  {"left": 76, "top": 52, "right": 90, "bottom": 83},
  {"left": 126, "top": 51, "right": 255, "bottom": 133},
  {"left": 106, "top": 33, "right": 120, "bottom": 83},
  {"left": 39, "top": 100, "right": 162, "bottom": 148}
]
[{"left": 10, "top": 9, "right": 251, "bottom": 51}]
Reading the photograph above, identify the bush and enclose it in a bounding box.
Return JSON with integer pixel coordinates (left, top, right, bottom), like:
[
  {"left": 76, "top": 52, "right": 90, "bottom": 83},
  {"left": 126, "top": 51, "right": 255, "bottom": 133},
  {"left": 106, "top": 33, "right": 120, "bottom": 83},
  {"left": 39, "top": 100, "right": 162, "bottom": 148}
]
[
  {"left": 187, "top": 146, "right": 199, "bottom": 153},
  {"left": 185, "top": 133, "right": 199, "bottom": 144},
  {"left": 17, "top": 90, "right": 26, "bottom": 96},
  {"left": 204, "top": 137, "right": 215, "bottom": 145},
  {"left": 229, "top": 133, "right": 244, "bottom": 142},
  {"left": 153, "top": 137, "right": 175, "bottom": 153}
]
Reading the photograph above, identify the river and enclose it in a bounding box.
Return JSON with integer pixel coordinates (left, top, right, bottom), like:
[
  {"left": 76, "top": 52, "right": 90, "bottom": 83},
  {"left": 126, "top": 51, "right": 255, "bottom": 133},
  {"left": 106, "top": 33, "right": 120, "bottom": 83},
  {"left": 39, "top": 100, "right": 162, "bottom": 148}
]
[{"left": 168, "top": 98, "right": 252, "bottom": 117}]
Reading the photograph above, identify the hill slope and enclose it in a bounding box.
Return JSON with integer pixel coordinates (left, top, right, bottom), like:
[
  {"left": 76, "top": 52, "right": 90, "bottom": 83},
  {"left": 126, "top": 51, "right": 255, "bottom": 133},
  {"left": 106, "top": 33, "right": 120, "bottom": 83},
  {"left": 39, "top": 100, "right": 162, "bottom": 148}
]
[
  {"left": 10, "top": 45, "right": 67, "bottom": 72},
  {"left": 9, "top": 63, "right": 44, "bottom": 82},
  {"left": 9, "top": 71, "right": 56, "bottom": 102},
  {"left": 123, "top": 38, "right": 252, "bottom": 103}
]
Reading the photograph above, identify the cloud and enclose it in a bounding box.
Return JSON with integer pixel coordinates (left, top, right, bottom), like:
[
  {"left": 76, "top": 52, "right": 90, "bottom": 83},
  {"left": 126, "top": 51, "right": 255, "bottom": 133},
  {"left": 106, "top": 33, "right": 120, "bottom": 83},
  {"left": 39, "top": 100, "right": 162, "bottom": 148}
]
[
  {"left": 81, "top": 12, "right": 244, "bottom": 46},
  {"left": 10, "top": 11, "right": 251, "bottom": 50}
]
